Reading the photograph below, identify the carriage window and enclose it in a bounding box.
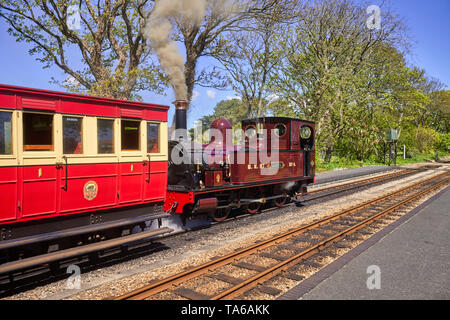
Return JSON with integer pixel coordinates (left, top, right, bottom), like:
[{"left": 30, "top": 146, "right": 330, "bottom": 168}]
[
  {"left": 23, "top": 113, "right": 53, "bottom": 151},
  {"left": 121, "top": 120, "right": 140, "bottom": 151},
  {"left": 0, "top": 111, "right": 12, "bottom": 155},
  {"left": 147, "top": 122, "right": 160, "bottom": 153},
  {"left": 98, "top": 119, "right": 114, "bottom": 154},
  {"left": 63, "top": 116, "right": 83, "bottom": 154}
]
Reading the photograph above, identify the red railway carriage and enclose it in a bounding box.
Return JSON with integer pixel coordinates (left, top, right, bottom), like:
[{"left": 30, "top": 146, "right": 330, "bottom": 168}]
[
  {"left": 164, "top": 112, "right": 315, "bottom": 222},
  {"left": 0, "top": 84, "right": 169, "bottom": 240}
]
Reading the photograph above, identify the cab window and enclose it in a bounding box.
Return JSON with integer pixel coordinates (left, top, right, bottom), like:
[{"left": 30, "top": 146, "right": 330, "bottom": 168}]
[
  {"left": 23, "top": 113, "right": 54, "bottom": 151},
  {"left": 274, "top": 124, "right": 287, "bottom": 137},
  {"left": 63, "top": 116, "right": 83, "bottom": 154},
  {"left": 147, "top": 122, "right": 160, "bottom": 153},
  {"left": 0, "top": 111, "right": 12, "bottom": 155}
]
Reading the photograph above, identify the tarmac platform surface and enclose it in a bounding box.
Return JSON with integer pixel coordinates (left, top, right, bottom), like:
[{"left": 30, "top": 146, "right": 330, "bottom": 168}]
[{"left": 279, "top": 185, "right": 450, "bottom": 300}]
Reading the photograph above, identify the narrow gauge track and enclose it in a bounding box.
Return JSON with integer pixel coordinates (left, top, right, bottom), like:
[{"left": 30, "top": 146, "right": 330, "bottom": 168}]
[
  {"left": 205, "top": 166, "right": 427, "bottom": 225},
  {"left": 114, "top": 171, "right": 449, "bottom": 300},
  {"left": 0, "top": 234, "right": 172, "bottom": 296},
  {"left": 0, "top": 166, "right": 432, "bottom": 296},
  {"left": 299, "top": 167, "right": 420, "bottom": 202}
]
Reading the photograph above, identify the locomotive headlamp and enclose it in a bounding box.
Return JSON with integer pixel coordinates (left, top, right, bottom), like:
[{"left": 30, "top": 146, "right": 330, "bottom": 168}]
[{"left": 300, "top": 126, "right": 312, "bottom": 139}]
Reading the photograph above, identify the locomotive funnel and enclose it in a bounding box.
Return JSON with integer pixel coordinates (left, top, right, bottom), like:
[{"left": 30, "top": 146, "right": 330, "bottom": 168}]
[{"left": 173, "top": 100, "right": 188, "bottom": 131}]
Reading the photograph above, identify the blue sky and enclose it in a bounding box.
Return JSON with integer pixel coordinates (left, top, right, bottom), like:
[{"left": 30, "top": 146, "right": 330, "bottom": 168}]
[{"left": 0, "top": 0, "right": 449, "bottom": 128}]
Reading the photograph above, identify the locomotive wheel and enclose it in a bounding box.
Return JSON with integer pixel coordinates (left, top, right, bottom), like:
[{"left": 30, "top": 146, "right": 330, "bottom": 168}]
[
  {"left": 245, "top": 187, "right": 264, "bottom": 214},
  {"left": 274, "top": 196, "right": 288, "bottom": 207},
  {"left": 210, "top": 207, "right": 231, "bottom": 222},
  {"left": 246, "top": 202, "right": 262, "bottom": 214}
]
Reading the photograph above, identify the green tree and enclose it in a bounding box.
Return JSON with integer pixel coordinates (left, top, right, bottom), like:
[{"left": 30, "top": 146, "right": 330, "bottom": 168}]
[
  {"left": 270, "top": 0, "right": 408, "bottom": 162},
  {"left": 190, "top": 98, "right": 247, "bottom": 142},
  {"left": 149, "top": 0, "right": 281, "bottom": 132},
  {"left": 427, "top": 90, "right": 450, "bottom": 133},
  {"left": 0, "top": 0, "right": 166, "bottom": 100},
  {"left": 198, "top": 98, "right": 247, "bottom": 128},
  {"left": 214, "top": 0, "right": 297, "bottom": 118}
]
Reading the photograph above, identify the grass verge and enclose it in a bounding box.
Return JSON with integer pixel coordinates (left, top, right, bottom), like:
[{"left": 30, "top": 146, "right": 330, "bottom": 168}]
[{"left": 315, "top": 151, "right": 449, "bottom": 173}]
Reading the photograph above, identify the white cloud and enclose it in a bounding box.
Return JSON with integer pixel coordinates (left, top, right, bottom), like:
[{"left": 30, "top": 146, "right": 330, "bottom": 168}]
[
  {"left": 64, "top": 75, "right": 80, "bottom": 87},
  {"left": 226, "top": 95, "right": 241, "bottom": 101},
  {"left": 192, "top": 90, "right": 200, "bottom": 101},
  {"left": 206, "top": 89, "right": 216, "bottom": 99}
]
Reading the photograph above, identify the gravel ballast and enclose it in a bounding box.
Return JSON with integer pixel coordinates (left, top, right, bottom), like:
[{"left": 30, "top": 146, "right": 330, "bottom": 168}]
[{"left": 2, "top": 163, "right": 446, "bottom": 300}]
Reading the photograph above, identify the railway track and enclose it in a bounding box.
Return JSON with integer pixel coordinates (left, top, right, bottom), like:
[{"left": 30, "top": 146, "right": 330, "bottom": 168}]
[
  {"left": 299, "top": 167, "right": 420, "bottom": 202},
  {"left": 113, "top": 170, "right": 449, "bottom": 300},
  {"left": 202, "top": 166, "right": 426, "bottom": 227},
  {"left": 0, "top": 166, "right": 438, "bottom": 296}
]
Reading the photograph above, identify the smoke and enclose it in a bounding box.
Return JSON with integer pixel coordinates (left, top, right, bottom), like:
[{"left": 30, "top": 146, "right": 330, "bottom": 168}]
[{"left": 145, "top": 0, "right": 207, "bottom": 101}]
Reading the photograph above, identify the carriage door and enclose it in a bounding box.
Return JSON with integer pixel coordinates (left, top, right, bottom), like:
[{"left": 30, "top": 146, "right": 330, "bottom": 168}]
[
  {"left": 0, "top": 109, "right": 18, "bottom": 222},
  {"left": 20, "top": 111, "right": 58, "bottom": 218},
  {"left": 143, "top": 122, "right": 166, "bottom": 201}
]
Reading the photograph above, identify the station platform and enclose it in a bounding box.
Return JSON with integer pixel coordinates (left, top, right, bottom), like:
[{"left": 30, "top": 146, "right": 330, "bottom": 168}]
[{"left": 279, "top": 185, "right": 450, "bottom": 300}]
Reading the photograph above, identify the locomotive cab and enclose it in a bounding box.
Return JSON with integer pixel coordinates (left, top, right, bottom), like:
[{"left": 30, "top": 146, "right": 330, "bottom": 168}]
[
  {"left": 240, "top": 117, "right": 315, "bottom": 179},
  {"left": 299, "top": 124, "right": 314, "bottom": 177}
]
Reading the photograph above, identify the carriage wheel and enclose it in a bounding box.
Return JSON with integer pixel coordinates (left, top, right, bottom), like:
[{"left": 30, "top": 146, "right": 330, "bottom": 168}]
[{"left": 210, "top": 207, "right": 231, "bottom": 222}]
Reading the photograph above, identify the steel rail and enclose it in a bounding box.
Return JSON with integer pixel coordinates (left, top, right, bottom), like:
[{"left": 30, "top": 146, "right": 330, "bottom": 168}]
[
  {"left": 307, "top": 168, "right": 407, "bottom": 194},
  {"left": 0, "top": 169, "right": 424, "bottom": 291},
  {"left": 0, "top": 227, "right": 173, "bottom": 276},
  {"left": 113, "top": 171, "right": 448, "bottom": 300},
  {"left": 210, "top": 176, "right": 450, "bottom": 300},
  {"left": 302, "top": 168, "right": 420, "bottom": 201},
  {"left": 207, "top": 167, "right": 425, "bottom": 226}
]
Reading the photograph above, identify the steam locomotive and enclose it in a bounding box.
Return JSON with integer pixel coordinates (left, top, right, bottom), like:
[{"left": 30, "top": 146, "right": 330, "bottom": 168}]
[
  {"left": 0, "top": 84, "right": 314, "bottom": 260},
  {"left": 166, "top": 100, "right": 315, "bottom": 222}
]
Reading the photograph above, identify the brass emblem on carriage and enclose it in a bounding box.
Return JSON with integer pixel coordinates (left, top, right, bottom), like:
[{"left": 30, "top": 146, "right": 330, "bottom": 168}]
[
  {"left": 84, "top": 181, "right": 98, "bottom": 201},
  {"left": 216, "top": 173, "right": 221, "bottom": 183}
]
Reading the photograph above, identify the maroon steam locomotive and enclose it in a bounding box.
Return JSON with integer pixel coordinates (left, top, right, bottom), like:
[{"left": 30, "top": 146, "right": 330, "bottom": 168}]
[{"left": 164, "top": 100, "right": 315, "bottom": 222}]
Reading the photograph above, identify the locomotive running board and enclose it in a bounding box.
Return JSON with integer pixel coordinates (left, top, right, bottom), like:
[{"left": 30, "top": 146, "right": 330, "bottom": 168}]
[
  {"left": 0, "top": 227, "right": 173, "bottom": 276},
  {"left": 0, "top": 213, "right": 171, "bottom": 252}
]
